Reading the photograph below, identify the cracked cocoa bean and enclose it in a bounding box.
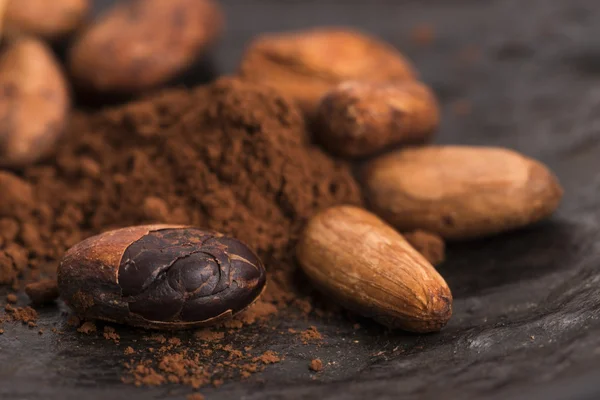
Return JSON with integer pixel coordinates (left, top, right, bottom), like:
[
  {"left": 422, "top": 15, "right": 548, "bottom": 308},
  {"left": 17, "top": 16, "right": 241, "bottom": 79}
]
[{"left": 58, "top": 225, "right": 267, "bottom": 330}]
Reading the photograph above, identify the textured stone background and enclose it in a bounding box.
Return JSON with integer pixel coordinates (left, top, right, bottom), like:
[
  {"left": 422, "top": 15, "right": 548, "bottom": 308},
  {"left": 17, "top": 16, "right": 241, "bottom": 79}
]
[{"left": 2, "top": 0, "right": 600, "bottom": 399}]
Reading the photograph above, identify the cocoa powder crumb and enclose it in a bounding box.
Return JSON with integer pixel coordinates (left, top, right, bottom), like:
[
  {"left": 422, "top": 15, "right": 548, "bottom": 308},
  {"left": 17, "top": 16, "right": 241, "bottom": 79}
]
[
  {"left": 124, "top": 342, "right": 280, "bottom": 390},
  {"left": 211, "top": 379, "right": 223, "bottom": 387},
  {"left": 194, "top": 330, "right": 224, "bottom": 342},
  {"left": 77, "top": 321, "right": 96, "bottom": 334},
  {"left": 232, "top": 300, "right": 278, "bottom": 326},
  {"left": 4, "top": 305, "right": 38, "bottom": 323},
  {"left": 254, "top": 350, "right": 281, "bottom": 364},
  {"left": 222, "top": 320, "right": 244, "bottom": 330},
  {"left": 0, "top": 329, "right": 3, "bottom": 334},
  {"left": 147, "top": 334, "right": 167, "bottom": 344},
  {"left": 25, "top": 279, "right": 59, "bottom": 305},
  {"left": 142, "top": 197, "right": 170, "bottom": 221},
  {"left": 225, "top": 347, "right": 243, "bottom": 359},
  {"left": 309, "top": 359, "right": 323, "bottom": 372},
  {"left": 0, "top": 243, "right": 28, "bottom": 285},
  {"left": 6, "top": 293, "right": 17, "bottom": 303},
  {"left": 27, "top": 321, "right": 36, "bottom": 328},
  {"left": 127, "top": 362, "right": 166, "bottom": 387},
  {"left": 300, "top": 326, "right": 323, "bottom": 344},
  {"left": 103, "top": 326, "right": 120, "bottom": 342},
  {"left": 187, "top": 394, "right": 205, "bottom": 400},
  {"left": 0, "top": 218, "right": 19, "bottom": 243}
]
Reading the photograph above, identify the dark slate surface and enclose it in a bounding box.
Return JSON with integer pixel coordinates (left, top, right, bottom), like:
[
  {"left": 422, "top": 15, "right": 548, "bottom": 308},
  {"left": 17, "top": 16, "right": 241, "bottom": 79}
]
[{"left": 3, "top": 0, "right": 600, "bottom": 398}]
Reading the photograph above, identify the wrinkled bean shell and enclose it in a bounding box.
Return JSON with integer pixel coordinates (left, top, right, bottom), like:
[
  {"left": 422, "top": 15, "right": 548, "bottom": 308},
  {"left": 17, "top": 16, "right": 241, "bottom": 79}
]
[
  {"left": 316, "top": 80, "right": 439, "bottom": 158},
  {"left": 297, "top": 206, "right": 452, "bottom": 333},
  {"left": 67, "top": 0, "right": 223, "bottom": 95},
  {"left": 58, "top": 225, "right": 267, "bottom": 330}
]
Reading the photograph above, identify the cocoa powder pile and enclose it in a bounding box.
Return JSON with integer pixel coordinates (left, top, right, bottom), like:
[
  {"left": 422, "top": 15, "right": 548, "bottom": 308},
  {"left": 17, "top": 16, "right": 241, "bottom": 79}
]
[
  {"left": 0, "top": 76, "right": 361, "bottom": 389},
  {"left": 1, "top": 76, "right": 361, "bottom": 294}
]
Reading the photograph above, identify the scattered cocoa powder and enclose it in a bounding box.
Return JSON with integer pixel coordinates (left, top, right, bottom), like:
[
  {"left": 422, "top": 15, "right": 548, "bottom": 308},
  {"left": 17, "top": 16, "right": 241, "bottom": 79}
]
[
  {"left": 124, "top": 346, "right": 279, "bottom": 389},
  {"left": 309, "top": 359, "right": 323, "bottom": 372},
  {"left": 213, "top": 379, "right": 224, "bottom": 387},
  {"left": 25, "top": 279, "right": 59, "bottom": 305},
  {"left": 254, "top": 350, "right": 281, "bottom": 364},
  {"left": 147, "top": 334, "right": 167, "bottom": 344},
  {"left": 103, "top": 326, "right": 120, "bottom": 342},
  {"left": 125, "top": 361, "right": 167, "bottom": 387},
  {"left": 3, "top": 304, "right": 38, "bottom": 324},
  {"left": 124, "top": 346, "right": 135, "bottom": 355},
  {"left": 233, "top": 300, "right": 278, "bottom": 325},
  {"left": 77, "top": 321, "right": 96, "bottom": 334},
  {"left": 403, "top": 230, "right": 446, "bottom": 266},
  {"left": 0, "top": 242, "right": 29, "bottom": 286},
  {"left": 0, "top": 218, "right": 19, "bottom": 244},
  {"left": 194, "top": 330, "right": 224, "bottom": 342},
  {"left": 187, "top": 394, "right": 205, "bottom": 400},
  {"left": 300, "top": 326, "right": 323, "bottom": 344},
  {"left": 122, "top": 332, "right": 283, "bottom": 390}
]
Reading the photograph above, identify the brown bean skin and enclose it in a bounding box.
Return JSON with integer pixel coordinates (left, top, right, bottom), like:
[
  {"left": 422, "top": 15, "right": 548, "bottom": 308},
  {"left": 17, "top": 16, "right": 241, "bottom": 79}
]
[
  {"left": 58, "top": 225, "right": 267, "bottom": 330},
  {"left": 3, "top": 0, "right": 90, "bottom": 41},
  {"left": 239, "top": 28, "right": 416, "bottom": 116},
  {"left": 296, "top": 206, "right": 452, "bottom": 333},
  {"left": 0, "top": 37, "right": 70, "bottom": 168},
  {"left": 68, "top": 0, "right": 223, "bottom": 95},
  {"left": 363, "top": 146, "right": 563, "bottom": 239},
  {"left": 316, "top": 81, "right": 439, "bottom": 158}
]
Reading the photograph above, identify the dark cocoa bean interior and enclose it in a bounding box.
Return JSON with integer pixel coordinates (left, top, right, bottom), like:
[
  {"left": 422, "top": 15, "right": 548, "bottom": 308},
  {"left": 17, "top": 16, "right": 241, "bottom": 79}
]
[{"left": 118, "top": 228, "right": 266, "bottom": 322}]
